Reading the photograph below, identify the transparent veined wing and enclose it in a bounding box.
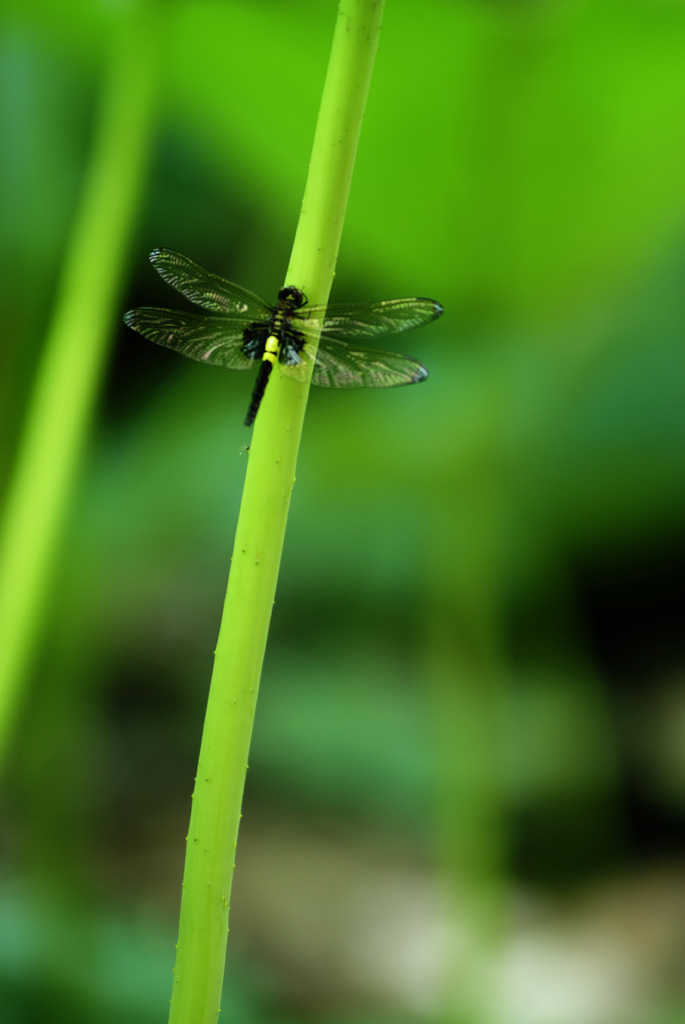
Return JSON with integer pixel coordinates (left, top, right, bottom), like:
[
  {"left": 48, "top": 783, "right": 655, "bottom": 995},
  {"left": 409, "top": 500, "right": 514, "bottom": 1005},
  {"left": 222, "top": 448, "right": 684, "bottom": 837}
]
[
  {"left": 149, "top": 248, "right": 272, "bottom": 318},
  {"left": 298, "top": 297, "right": 443, "bottom": 343},
  {"left": 123, "top": 308, "right": 258, "bottom": 370},
  {"left": 280, "top": 337, "right": 428, "bottom": 389}
]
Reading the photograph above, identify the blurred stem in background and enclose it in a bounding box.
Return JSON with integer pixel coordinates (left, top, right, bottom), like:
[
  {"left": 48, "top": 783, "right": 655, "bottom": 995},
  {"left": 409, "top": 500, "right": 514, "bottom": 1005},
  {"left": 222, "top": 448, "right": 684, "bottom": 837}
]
[
  {"left": 167, "top": 4, "right": 386, "bottom": 1022},
  {"left": 427, "top": 384, "right": 510, "bottom": 1024},
  {"left": 0, "top": 5, "right": 158, "bottom": 764}
]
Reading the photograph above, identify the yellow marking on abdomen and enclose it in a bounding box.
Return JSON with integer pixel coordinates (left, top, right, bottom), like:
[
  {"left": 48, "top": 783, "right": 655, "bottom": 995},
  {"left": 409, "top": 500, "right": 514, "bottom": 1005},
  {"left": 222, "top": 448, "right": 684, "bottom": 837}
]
[{"left": 263, "top": 334, "right": 279, "bottom": 363}]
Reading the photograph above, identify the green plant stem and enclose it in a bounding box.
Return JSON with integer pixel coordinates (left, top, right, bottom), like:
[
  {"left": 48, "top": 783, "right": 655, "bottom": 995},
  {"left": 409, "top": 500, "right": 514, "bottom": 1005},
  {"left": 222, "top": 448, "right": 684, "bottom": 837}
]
[
  {"left": 167, "top": 2, "right": 385, "bottom": 1022},
  {"left": 0, "top": 7, "right": 158, "bottom": 762}
]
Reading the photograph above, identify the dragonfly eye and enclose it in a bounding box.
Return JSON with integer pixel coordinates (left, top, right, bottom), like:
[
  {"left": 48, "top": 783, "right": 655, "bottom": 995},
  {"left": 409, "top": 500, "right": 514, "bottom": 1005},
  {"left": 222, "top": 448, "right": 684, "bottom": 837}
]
[{"left": 277, "top": 286, "right": 307, "bottom": 310}]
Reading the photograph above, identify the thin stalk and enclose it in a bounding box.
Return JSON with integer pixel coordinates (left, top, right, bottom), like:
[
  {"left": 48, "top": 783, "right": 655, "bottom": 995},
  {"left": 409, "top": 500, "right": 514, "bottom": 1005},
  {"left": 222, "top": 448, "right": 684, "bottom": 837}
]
[
  {"left": 167, "top": 2, "right": 385, "bottom": 1022},
  {"left": 0, "top": 7, "right": 158, "bottom": 761}
]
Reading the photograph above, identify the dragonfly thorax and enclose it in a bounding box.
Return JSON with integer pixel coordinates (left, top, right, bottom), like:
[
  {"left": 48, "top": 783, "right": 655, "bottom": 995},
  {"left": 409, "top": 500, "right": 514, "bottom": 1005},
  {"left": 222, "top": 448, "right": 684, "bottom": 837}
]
[{"left": 241, "top": 315, "right": 306, "bottom": 364}]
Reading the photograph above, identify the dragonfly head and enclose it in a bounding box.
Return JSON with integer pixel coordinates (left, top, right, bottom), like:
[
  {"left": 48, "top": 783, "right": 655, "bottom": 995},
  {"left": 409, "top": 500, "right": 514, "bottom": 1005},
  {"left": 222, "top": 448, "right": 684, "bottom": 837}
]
[{"left": 277, "top": 286, "right": 307, "bottom": 311}]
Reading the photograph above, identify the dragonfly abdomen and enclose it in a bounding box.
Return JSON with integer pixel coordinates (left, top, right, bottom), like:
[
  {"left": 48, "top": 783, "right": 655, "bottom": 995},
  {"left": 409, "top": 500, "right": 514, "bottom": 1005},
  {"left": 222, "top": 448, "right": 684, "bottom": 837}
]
[{"left": 245, "top": 335, "right": 279, "bottom": 426}]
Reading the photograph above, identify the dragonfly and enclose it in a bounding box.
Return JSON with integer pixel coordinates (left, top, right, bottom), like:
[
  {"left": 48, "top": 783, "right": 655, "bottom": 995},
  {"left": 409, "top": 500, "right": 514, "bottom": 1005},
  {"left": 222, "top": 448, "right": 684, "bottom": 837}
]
[{"left": 123, "top": 248, "right": 443, "bottom": 426}]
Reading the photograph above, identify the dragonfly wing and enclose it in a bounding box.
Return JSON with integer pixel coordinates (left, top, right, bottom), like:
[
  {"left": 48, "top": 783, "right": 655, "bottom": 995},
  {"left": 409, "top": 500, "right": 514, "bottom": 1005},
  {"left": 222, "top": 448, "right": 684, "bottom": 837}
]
[
  {"left": 149, "top": 248, "right": 271, "bottom": 318},
  {"left": 301, "top": 297, "right": 443, "bottom": 342},
  {"left": 123, "top": 308, "right": 257, "bottom": 369},
  {"left": 280, "top": 337, "right": 429, "bottom": 389}
]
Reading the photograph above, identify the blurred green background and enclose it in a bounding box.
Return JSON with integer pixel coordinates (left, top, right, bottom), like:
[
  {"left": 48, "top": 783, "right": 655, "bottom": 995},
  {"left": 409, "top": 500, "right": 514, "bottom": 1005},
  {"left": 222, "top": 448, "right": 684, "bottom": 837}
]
[{"left": 1, "top": 1, "right": 685, "bottom": 1022}]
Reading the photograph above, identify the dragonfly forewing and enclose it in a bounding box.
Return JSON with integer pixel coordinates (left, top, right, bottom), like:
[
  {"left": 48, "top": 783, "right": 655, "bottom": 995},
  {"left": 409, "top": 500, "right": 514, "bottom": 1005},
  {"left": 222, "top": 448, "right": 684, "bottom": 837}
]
[{"left": 149, "top": 248, "right": 272, "bottom": 318}]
